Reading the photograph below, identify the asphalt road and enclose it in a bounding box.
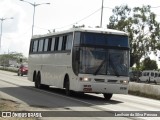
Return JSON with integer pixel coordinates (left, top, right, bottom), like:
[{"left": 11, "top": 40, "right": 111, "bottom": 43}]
[{"left": 0, "top": 70, "right": 160, "bottom": 120}]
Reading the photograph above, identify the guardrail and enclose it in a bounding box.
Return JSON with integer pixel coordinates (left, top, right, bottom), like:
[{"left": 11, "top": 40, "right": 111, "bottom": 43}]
[
  {"left": 129, "top": 82, "right": 160, "bottom": 100},
  {"left": 0, "top": 66, "right": 18, "bottom": 73}
]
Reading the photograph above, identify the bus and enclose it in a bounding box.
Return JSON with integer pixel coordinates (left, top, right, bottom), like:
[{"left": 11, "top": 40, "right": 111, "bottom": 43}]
[{"left": 28, "top": 27, "right": 129, "bottom": 100}]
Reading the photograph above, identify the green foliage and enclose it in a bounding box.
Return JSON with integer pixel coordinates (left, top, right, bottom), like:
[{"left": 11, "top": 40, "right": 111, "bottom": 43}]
[
  {"left": 107, "top": 5, "right": 160, "bottom": 67},
  {"left": 140, "top": 57, "right": 158, "bottom": 70},
  {"left": 0, "top": 52, "right": 27, "bottom": 66},
  {"left": 0, "top": 67, "right": 17, "bottom": 73}
]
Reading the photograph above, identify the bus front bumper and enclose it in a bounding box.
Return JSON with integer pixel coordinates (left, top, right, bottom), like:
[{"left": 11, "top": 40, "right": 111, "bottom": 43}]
[{"left": 75, "top": 82, "right": 128, "bottom": 94}]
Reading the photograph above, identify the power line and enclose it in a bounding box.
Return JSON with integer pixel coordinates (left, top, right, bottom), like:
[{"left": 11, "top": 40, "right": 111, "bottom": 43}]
[
  {"left": 104, "top": 6, "right": 113, "bottom": 9},
  {"left": 34, "top": 8, "right": 102, "bottom": 31},
  {"left": 76, "top": 8, "right": 101, "bottom": 25},
  {"left": 31, "top": 6, "right": 113, "bottom": 32}
]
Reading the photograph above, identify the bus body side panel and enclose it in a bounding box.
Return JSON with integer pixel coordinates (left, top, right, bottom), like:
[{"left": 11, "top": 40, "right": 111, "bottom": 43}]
[{"left": 28, "top": 52, "right": 72, "bottom": 88}]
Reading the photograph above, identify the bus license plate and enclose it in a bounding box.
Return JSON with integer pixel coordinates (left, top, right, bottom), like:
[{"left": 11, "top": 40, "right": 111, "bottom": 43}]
[{"left": 83, "top": 88, "right": 92, "bottom": 92}]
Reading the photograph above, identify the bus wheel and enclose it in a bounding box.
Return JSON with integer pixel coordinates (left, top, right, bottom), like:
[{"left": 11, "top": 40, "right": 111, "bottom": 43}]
[
  {"left": 146, "top": 80, "right": 149, "bottom": 83},
  {"left": 103, "top": 93, "right": 113, "bottom": 100},
  {"left": 35, "top": 73, "right": 41, "bottom": 89},
  {"left": 64, "top": 79, "right": 71, "bottom": 96},
  {"left": 154, "top": 80, "right": 157, "bottom": 84},
  {"left": 42, "top": 84, "right": 49, "bottom": 89}
]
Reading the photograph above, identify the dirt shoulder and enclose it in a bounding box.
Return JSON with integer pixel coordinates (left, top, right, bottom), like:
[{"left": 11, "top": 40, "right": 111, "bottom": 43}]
[
  {"left": 0, "top": 97, "right": 19, "bottom": 111},
  {"left": 0, "top": 93, "right": 37, "bottom": 120}
]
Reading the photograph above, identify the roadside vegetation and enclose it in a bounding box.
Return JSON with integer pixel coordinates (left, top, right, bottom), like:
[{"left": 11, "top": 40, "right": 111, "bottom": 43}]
[
  {"left": 108, "top": 5, "right": 160, "bottom": 69},
  {"left": 0, "top": 52, "right": 27, "bottom": 73},
  {"left": 0, "top": 52, "right": 27, "bottom": 67},
  {"left": 0, "top": 67, "right": 17, "bottom": 73}
]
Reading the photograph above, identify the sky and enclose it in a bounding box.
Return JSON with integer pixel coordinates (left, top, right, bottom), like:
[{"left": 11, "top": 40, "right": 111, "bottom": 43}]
[{"left": 0, "top": 0, "right": 160, "bottom": 59}]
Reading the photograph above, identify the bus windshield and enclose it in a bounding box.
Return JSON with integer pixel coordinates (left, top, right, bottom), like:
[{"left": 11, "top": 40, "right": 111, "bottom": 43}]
[
  {"left": 81, "top": 32, "right": 129, "bottom": 47},
  {"left": 73, "top": 32, "right": 129, "bottom": 76},
  {"left": 79, "top": 48, "right": 129, "bottom": 76}
]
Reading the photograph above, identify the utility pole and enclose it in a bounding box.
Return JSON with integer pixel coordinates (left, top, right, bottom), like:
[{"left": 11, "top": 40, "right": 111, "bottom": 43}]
[
  {"left": 0, "top": 17, "right": 14, "bottom": 48},
  {"left": 20, "top": 0, "right": 50, "bottom": 36},
  {"left": 100, "top": 0, "right": 104, "bottom": 28}
]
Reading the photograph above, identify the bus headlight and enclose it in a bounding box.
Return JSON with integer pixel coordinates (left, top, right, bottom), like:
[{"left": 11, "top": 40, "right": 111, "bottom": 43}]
[
  {"left": 80, "top": 77, "right": 91, "bottom": 82},
  {"left": 120, "top": 80, "right": 129, "bottom": 84}
]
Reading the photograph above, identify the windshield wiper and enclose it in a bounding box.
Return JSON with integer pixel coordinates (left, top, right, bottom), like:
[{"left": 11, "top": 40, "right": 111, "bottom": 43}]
[
  {"left": 109, "top": 57, "right": 120, "bottom": 77},
  {"left": 93, "top": 59, "right": 107, "bottom": 75}
]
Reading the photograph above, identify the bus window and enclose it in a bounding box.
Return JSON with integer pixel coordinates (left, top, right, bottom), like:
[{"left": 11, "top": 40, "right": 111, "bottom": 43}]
[
  {"left": 62, "top": 36, "right": 67, "bottom": 50},
  {"left": 74, "top": 32, "right": 80, "bottom": 45},
  {"left": 38, "top": 39, "right": 44, "bottom": 52},
  {"left": 44, "top": 38, "right": 49, "bottom": 52},
  {"left": 33, "top": 40, "right": 38, "bottom": 52},
  {"left": 51, "top": 38, "right": 55, "bottom": 51},
  {"left": 66, "top": 34, "right": 73, "bottom": 50},
  {"left": 151, "top": 72, "right": 154, "bottom": 76},
  {"left": 54, "top": 37, "right": 59, "bottom": 51},
  {"left": 58, "top": 37, "right": 63, "bottom": 51},
  {"left": 47, "top": 38, "right": 52, "bottom": 51}
]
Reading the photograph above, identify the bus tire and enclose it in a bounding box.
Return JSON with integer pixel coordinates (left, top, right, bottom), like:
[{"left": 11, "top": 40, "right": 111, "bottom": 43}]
[
  {"left": 42, "top": 84, "right": 49, "bottom": 89},
  {"left": 35, "top": 73, "right": 41, "bottom": 89},
  {"left": 64, "top": 77, "right": 71, "bottom": 96},
  {"left": 154, "top": 80, "right": 157, "bottom": 84},
  {"left": 103, "top": 93, "right": 113, "bottom": 100},
  {"left": 146, "top": 79, "right": 149, "bottom": 83}
]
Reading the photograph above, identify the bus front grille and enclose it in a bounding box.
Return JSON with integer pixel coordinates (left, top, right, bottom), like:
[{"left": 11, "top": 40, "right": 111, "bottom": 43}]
[
  {"left": 107, "top": 80, "right": 118, "bottom": 83},
  {"left": 94, "top": 79, "right": 105, "bottom": 82}
]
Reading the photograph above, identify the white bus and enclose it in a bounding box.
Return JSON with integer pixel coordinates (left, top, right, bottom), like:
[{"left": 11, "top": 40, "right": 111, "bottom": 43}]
[{"left": 28, "top": 28, "right": 129, "bottom": 100}]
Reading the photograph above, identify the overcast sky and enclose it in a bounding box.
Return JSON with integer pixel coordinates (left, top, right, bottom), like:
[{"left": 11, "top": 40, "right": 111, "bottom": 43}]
[{"left": 0, "top": 0, "right": 160, "bottom": 58}]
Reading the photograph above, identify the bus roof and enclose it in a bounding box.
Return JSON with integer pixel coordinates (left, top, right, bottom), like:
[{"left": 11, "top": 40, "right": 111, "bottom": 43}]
[{"left": 32, "top": 27, "right": 128, "bottom": 39}]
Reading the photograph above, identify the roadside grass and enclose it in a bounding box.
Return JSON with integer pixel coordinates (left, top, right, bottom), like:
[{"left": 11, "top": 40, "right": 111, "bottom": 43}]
[{"left": 129, "top": 90, "right": 160, "bottom": 100}]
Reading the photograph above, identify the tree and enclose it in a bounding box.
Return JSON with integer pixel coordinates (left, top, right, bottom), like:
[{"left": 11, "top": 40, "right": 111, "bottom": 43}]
[
  {"left": 0, "top": 52, "right": 27, "bottom": 67},
  {"left": 140, "top": 57, "right": 158, "bottom": 70},
  {"left": 107, "top": 5, "right": 160, "bottom": 68}
]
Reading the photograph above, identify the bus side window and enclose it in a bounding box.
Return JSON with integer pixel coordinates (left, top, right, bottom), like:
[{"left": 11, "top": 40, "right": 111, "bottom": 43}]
[
  {"left": 54, "top": 37, "right": 59, "bottom": 51},
  {"left": 66, "top": 34, "right": 73, "bottom": 50},
  {"left": 74, "top": 32, "right": 80, "bottom": 45},
  {"left": 30, "top": 41, "right": 34, "bottom": 53},
  {"left": 51, "top": 38, "right": 55, "bottom": 51},
  {"left": 38, "top": 39, "right": 44, "bottom": 52},
  {"left": 44, "top": 38, "right": 49, "bottom": 52},
  {"left": 47, "top": 38, "right": 52, "bottom": 51},
  {"left": 62, "top": 36, "right": 67, "bottom": 50},
  {"left": 58, "top": 37, "right": 63, "bottom": 51},
  {"left": 33, "top": 40, "right": 38, "bottom": 52}
]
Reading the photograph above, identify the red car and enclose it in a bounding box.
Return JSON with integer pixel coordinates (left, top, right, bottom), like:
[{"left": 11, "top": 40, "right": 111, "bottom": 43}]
[{"left": 17, "top": 64, "right": 28, "bottom": 76}]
